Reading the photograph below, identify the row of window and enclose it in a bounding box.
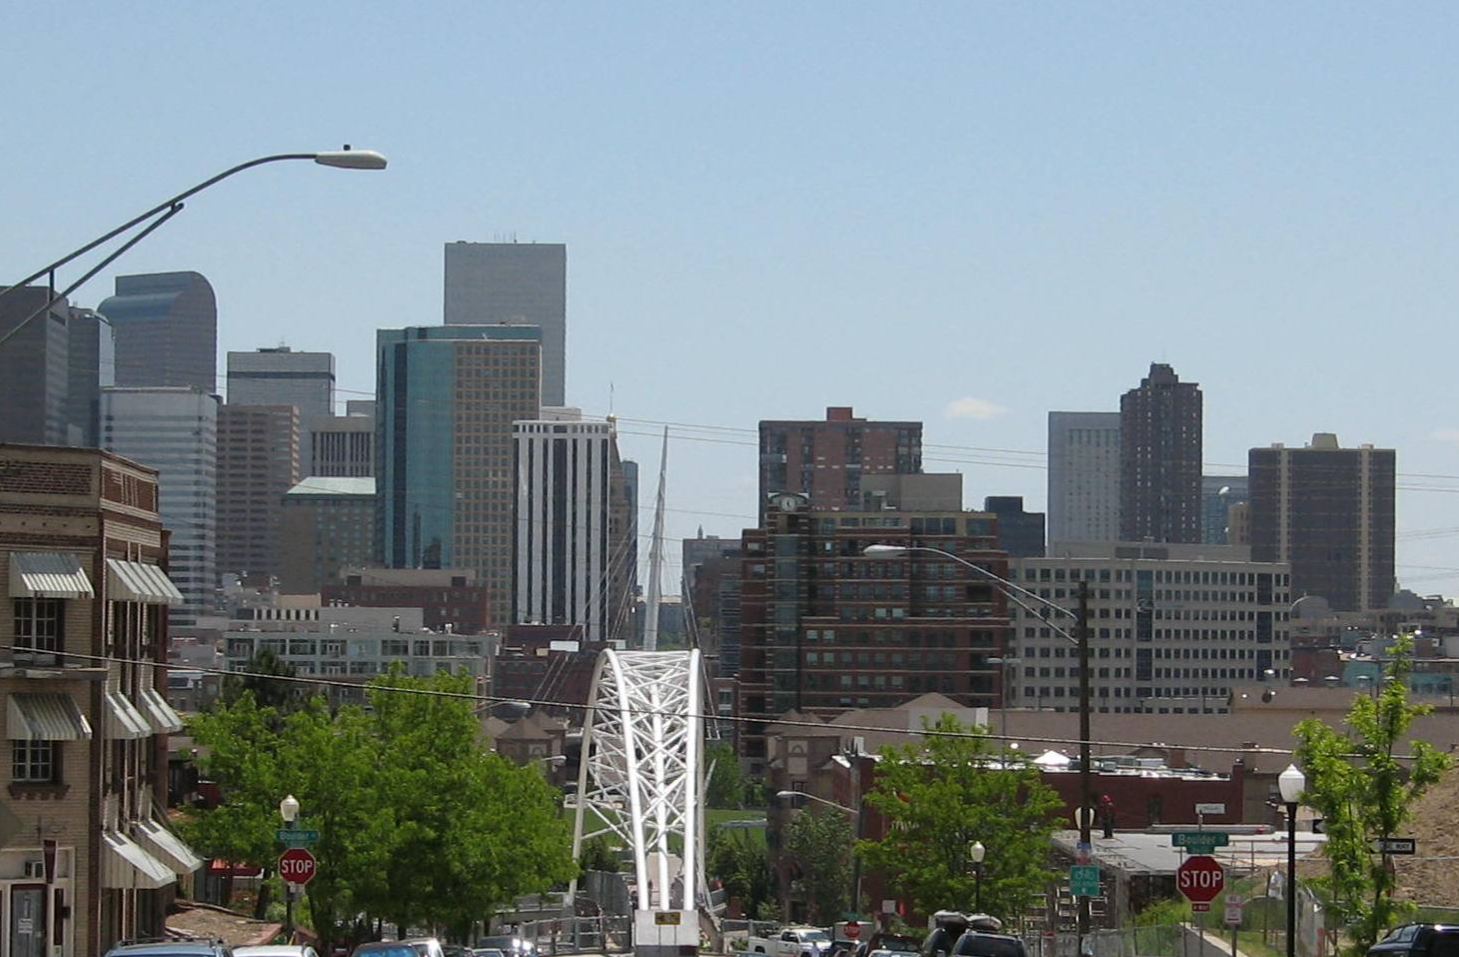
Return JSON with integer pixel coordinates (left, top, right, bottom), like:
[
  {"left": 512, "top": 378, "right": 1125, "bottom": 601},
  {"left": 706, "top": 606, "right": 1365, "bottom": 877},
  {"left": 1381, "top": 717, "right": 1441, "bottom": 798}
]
[{"left": 1021, "top": 567, "right": 1289, "bottom": 587}]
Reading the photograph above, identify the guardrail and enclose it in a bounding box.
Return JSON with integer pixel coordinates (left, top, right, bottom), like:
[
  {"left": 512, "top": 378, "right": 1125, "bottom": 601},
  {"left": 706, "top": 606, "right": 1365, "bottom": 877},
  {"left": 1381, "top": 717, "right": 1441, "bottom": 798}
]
[{"left": 519, "top": 916, "right": 633, "bottom": 955}]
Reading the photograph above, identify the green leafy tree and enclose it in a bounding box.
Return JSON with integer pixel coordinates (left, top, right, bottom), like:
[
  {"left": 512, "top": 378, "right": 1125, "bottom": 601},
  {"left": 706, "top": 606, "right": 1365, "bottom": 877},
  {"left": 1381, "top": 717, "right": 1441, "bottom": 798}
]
[
  {"left": 783, "top": 808, "right": 853, "bottom": 922},
  {"left": 579, "top": 836, "right": 622, "bottom": 874},
  {"left": 859, "top": 714, "right": 1061, "bottom": 921},
  {"left": 1295, "top": 636, "right": 1452, "bottom": 955},
  {"left": 223, "top": 649, "right": 302, "bottom": 712},
  {"left": 706, "top": 741, "right": 746, "bottom": 808},
  {"left": 708, "top": 828, "right": 775, "bottom": 919}
]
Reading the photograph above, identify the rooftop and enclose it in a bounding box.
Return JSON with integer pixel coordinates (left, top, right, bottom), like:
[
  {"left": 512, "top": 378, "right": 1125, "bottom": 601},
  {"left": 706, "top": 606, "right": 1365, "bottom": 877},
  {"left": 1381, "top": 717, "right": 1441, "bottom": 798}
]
[{"left": 284, "top": 477, "right": 375, "bottom": 497}]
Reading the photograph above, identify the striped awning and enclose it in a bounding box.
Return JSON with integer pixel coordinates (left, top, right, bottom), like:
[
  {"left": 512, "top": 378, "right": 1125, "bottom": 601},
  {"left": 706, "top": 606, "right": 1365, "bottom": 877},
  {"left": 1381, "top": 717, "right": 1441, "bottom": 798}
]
[
  {"left": 105, "top": 692, "right": 151, "bottom": 740},
  {"left": 138, "top": 688, "right": 184, "bottom": 734},
  {"left": 9, "top": 552, "right": 93, "bottom": 599},
  {"left": 106, "top": 559, "right": 184, "bottom": 605},
  {"left": 6, "top": 693, "right": 92, "bottom": 740},
  {"left": 136, "top": 819, "right": 204, "bottom": 875},
  {"left": 103, "top": 830, "right": 175, "bottom": 889}
]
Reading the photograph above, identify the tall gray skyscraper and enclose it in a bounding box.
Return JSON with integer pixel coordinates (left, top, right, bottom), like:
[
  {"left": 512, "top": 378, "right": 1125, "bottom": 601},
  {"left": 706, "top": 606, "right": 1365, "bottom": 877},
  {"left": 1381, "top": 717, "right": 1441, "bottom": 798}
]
[
  {"left": 66, "top": 307, "right": 115, "bottom": 446},
  {"left": 443, "top": 242, "right": 566, "bottom": 406},
  {"left": 1047, "top": 411, "right": 1121, "bottom": 544},
  {"left": 1120, "top": 363, "right": 1203, "bottom": 544},
  {"left": 0, "top": 287, "right": 72, "bottom": 445},
  {"left": 226, "top": 347, "right": 335, "bottom": 417},
  {"left": 99, "top": 271, "right": 217, "bottom": 392},
  {"left": 100, "top": 387, "right": 219, "bottom": 626}
]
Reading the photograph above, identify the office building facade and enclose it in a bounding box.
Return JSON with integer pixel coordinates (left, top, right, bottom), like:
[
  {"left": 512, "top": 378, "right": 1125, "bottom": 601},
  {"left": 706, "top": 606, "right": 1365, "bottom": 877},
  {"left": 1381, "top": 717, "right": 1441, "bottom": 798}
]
[
  {"left": 443, "top": 242, "right": 566, "bottom": 406},
  {"left": 279, "top": 477, "right": 376, "bottom": 593},
  {"left": 512, "top": 412, "right": 632, "bottom": 643},
  {"left": 1120, "top": 364, "right": 1202, "bottom": 544},
  {"left": 0, "top": 287, "right": 72, "bottom": 446},
  {"left": 983, "top": 495, "right": 1046, "bottom": 557},
  {"left": 100, "top": 388, "right": 219, "bottom": 626},
  {"left": 65, "top": 308, "right": 116, "bottom": 447},
  {"left": 98, "top": 272, "right": 217, "bottom": 392},
  {"left": 1249, "top": 434, "right": 1396, "bottom": 612},
  {"left": 1012, "top": 543, "right": 1292, "bottom": 714},
  {"left": 322, "top": 567, "right": 491, "bottom": 635},
  {"left": 303, "top": 401, "right": 375, "bottom": 477},
  {"left": 376, "top": 324, "right": 541, "bottom": 625},
  {"left": 225, "top": 347, "right": 334, "bottom": 417},
  {"left": 1201, "top": 475, "right": 1249, "bottom": 545},
  {"left": 1048, "top": 411, "right": 1121, "bottom": 544},
  {"left": 758, "top": 407, "right": 922, "bottom": 521},
  {"left": 216, "top": 405, "right": 300, "bottom": 585}
]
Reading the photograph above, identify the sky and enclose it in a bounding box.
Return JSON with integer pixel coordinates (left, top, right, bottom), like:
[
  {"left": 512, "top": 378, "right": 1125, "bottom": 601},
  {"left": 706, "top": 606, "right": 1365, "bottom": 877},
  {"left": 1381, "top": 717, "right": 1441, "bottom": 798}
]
[{"left": 6, "top": 3, "right": 1459, "bottom": 595}]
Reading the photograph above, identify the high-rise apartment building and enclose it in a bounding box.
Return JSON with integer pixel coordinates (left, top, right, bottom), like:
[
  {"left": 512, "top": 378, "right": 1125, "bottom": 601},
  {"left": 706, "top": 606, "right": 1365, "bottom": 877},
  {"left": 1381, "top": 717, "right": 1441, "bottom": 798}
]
[
  {"left": 100, "top": 387, "right": 219, "bottom": 626},
  {"left": 758, "top": 407, "right": 922, "bottom": 521},
  {"left": 443, "top": 242, "right": 566, "bottom": 406},
  {"left": 737, "top": 495, "right": 1009, "bottom": 770},
  {"left": 216, "top": 405, "right": 300, "bottom": 585},
  {"left": 376, "top": 324, "right": 542, "bottom": 625},
  {"left": 1202, "top": 475, "right": 1249, "bottom": 545},
  {"left": 226, "top": 347, "right": 335, "bottom": 417},
  {"left": 0, "top": 444, "right": 198, "bottom": 957},
  {"left": 1249, "top": 434, "right": 1396, "bottom": 612},
  {"left": 98, "top": 272, "right": 217, "bottom": 392},
  {"left": 304, "top": 400, "right": 375, "bottom": 477},
  {"left": 983, "top": 495, "right": 1046, "bottom": 557},
  {"left": 279, "top": 477, "right": 376, "bottom": 593},
  {"left": 512, "top": 410, "right": 632, "bottom": 643},
  {"left": 682, "top": 533, "right": 743, "bottom": 677},
  {"left": 66, "top": 307, "right": 116, "bottom": 446},
  {"left": 1047, "top": 411, "right": 1121, "bottom": 544},
  {"left": 1120, "top": 363, "right": 1202, "bottom": 544},
  {"left": 0, "top": 286, "right": 72, "bottom": 445}
]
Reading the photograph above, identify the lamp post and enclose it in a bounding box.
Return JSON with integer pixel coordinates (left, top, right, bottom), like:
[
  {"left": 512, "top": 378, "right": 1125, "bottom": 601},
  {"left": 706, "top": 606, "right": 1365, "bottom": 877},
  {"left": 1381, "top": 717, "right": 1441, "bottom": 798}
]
[
  {"left": 279, "top": 794, "right": 301, "bottom": 942},
  {"left": 777, "top": 790, "right": 862, "bottom": 918},
  {"left": 1277, "top": 764, "right": 1305, "bottom": 957},
  {"left": 0, "top": 148, "right": 388, "bottom": 350},
  {"left": 863, "top": 544, "right": 1093, "bottom": 945},
  {"left": 986, "top": 657, "right": 1022, "bottom": 735},
  {"left": 969, "top": 840, "right": 986, "bottom": 913}
]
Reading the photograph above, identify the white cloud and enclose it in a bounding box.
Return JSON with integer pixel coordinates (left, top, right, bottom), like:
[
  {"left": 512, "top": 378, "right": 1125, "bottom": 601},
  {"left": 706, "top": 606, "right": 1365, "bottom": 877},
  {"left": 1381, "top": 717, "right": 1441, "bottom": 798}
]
[
  {"left": 944, "top": 396, "right": 1008, "bottom": 421},
  {"left": 1431, "top": 427, "right": 1459, "bottom": 446}
]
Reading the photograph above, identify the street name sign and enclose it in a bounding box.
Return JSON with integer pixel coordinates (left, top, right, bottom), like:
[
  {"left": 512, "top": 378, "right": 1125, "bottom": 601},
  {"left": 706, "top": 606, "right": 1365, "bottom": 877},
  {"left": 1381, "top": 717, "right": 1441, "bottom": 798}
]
[
  {"left": 1195, "top": 803, "right": 1226, "bottom": 816},
  {"left": 1171, "top": 831, "right": 1231, "bottom": 853},
  {"left": 1069, "top": 864, "right": 1101, "bottom": 897},
  {"left": 276, "top": 828, "right": 320, "bottom": 846},
  {"left": 278, "top": 847, "right": 317, "bottom": 886},
  {"left": 1374, "top": 837, "right": 1417, "bottom": 855},
  {"left": 1177, "top": 855, "right": 1224, "bottom": 907}
]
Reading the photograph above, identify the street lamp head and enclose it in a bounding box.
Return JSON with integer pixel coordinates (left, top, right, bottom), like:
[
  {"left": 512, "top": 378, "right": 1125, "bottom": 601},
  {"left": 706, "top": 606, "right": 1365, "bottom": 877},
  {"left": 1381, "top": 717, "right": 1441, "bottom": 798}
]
[
  {"left": 863, "top": 544, "right": 910, "bottom": 557},
  {"left": 775, "top": 790, "right": 802, "bottom": 800},
  {"left": 1277, "top": 764, "right": 1306, "bottom": 804},
  {"left": 279, "top": 794, "right": 300, "bottom": 823},
  {"left": 969, "top": 840, "right": 986, "bottom": 864},
  {"left": 314, "top": 148, "right": 388, "bottom": 170}
]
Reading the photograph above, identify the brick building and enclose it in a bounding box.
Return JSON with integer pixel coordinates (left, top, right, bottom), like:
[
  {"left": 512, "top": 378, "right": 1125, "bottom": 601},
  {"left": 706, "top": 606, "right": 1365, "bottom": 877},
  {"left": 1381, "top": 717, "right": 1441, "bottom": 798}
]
[
  {"left": 757, "top": 407, "right": 921, "bottom": 521},
  {"left": 321, "top": 566, "right": 491, "bottom": 634},
  {"left": 0, "top": 444, "right": 200, "bottom": 957},
  {"left": 216, "top": 404, "right": 300, "bottom": 586},
  {"left": 1120, "top": 364, "right": 1202, "bottom": 545}
]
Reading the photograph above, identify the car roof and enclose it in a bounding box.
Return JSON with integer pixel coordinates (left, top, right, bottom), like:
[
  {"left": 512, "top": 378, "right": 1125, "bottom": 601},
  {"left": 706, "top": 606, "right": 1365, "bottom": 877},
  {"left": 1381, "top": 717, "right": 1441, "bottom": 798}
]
[
  {"left": 110, "top": 945, "right": 225, "bottom": 956},
  {"left": 235, "top": 949, "right": 315, "bottom": 957}
]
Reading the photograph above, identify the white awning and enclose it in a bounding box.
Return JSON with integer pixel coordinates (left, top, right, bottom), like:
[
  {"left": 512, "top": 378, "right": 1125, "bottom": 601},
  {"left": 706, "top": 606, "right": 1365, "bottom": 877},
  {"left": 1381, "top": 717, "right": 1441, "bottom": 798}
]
[
  {"left": 139, "top": 688, "right": 184, "bottom": 734},
  {"left": 9, "top": 552, "right": 93, "bottom": 599},
  {"left": 106, "top": 559, "right": 184, "bottom": 605},
  {"left": 105, "top": 692, "right": 151, "bottom": 740},
  {"left": 6, "top": 693, "right": 92, "bottom": 740},
  {"left": 103, "top": 830, "right": 175, "bottom": 889},
  {"left": 136, "top": 819, "right": 204, "bottom": 875}
]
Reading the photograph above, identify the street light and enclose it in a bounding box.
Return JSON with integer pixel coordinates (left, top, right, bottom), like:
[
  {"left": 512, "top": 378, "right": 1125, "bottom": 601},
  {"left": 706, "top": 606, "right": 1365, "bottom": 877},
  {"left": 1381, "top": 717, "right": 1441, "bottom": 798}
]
[
  {"left": 987, "top": 657, "right": 1022, "bottom": 734},
  {"left": 863, "top": 543, "right": 1095, "bottom": 946},
  {"left": 777, "top": 790, "right": 863, "bottom": 916},
  {"left": 1277, "top": 764, "right": 1306, "bottom": 957},
  {"left": 280, "top": 793, "right": 300, "bottom": 939},
  {"left": 969, "top": 840, "right": 986, "bottom": 913},
  {"left": 0, "top": 147, "right": 388, "bottom": 350}
]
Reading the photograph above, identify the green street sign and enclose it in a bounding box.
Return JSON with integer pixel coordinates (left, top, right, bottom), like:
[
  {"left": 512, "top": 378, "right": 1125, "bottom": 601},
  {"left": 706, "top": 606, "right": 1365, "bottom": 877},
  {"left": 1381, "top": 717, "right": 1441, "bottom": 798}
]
[
  {"left": 1070, "top": 864, "right": 1101, "bottom": 897},
  {"left": 276, "top": 828, "right": 320, "bottom": 846},
  {"left": 1171, "top": 831, "right": 1229, "bottom": 852}
]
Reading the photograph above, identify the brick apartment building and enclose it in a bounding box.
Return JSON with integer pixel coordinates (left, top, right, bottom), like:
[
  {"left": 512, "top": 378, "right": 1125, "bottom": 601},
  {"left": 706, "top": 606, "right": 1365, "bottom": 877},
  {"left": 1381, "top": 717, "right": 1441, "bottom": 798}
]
[
  {"left": 321, "top": 566, "right": 492, "bottom": 634},
  {"left": 0, "top": 444, "right": 200, "bottom": 957},
  {"left": 757, "top": 407, "right": 921, "bottom": 522}
]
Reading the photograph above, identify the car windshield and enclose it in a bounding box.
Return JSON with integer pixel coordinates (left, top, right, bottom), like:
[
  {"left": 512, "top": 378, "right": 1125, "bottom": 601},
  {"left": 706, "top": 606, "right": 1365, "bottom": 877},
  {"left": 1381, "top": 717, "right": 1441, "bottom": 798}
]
[
  {"left": 354, "top": 947, "right": 415, "bottom": 957},
  {"left": 802, "top": 933, "right": 830, "bottom": 942},
  {"left": 954, "top": 937, "right": 1025, "bottom": 957}
]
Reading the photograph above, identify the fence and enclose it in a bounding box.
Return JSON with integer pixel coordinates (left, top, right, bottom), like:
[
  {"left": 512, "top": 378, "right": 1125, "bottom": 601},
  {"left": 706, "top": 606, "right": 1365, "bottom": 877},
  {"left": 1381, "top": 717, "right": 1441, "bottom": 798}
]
[{"left": 518, "top": 916, "right": 634, "bottom": 955}]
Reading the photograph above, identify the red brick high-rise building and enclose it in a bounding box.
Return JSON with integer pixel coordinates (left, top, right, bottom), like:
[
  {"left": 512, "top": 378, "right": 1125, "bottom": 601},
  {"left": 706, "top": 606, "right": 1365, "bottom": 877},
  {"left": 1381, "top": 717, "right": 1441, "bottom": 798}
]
[
  {"left": 1120, "top": 364, "right": 1202, "bottom": 544},
  {"left": 757, "top": 407, "right": 921, "bottom": 521}
]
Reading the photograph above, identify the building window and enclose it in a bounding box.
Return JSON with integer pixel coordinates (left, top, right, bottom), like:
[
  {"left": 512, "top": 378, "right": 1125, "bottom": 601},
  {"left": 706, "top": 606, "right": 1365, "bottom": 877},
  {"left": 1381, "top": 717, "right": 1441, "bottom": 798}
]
[
  {"left": 13, "top": 598, "right": 64, "bottom": 659},
  {"left": 12, "top": 740, "right": 57, "bottom": 783}
]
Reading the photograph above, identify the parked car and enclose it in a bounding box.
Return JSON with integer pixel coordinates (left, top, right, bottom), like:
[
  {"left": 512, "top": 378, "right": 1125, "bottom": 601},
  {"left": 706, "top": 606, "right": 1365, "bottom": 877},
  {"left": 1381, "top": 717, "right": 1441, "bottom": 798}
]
[
  {"left": 402, "top": 940, "right": 445, "bottom": 957},
  {"left": 442, "top": 946, "right": 474, "bottom": 957},
  {"left": 748, "top": 928, "right": 834, "bottom": 957},
  {"left": 351, "top": 943, "right": 418, "bottom": 957},
  {"left": 1368, "top": 924, "right": 1459, "bottom": 957},
  {"left": 950, "top": 930, "right": 1025, "bottom": 957},
  {"left": 472, "top": 949, "right": 508, "bottom": 957},
  {"left": 236, "top": 946, "right": 321, "bottom": 957},
  {"left": 856, "top": 933, "right": 920, "bottom": 957},
  {"left": 920, "top": 911, "right": 971, "bottom": 957},
  {"left": 106, "top": 940, "right": 233, "bottom": 957},
  {"left": 474, "top": 936, "right": 534, "bottom": 957}
]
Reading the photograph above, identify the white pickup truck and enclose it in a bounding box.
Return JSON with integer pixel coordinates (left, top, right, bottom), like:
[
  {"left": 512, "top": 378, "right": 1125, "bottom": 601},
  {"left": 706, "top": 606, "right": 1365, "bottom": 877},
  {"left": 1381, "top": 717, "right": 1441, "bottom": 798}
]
[{"left": 747, "top": 928, "right": 834, "bottom": 957}]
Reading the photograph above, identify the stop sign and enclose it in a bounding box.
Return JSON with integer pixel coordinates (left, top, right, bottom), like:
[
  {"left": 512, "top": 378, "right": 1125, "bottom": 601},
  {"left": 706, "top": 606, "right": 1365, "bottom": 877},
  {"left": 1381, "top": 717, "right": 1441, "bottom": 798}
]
[
  {"left": 844, "top": 923, "right": 861, "bottom": 940},
  {"left": 1177, "top": 855, "right": 1224, "bottom": 904},
  {"left": 278, "top": 847, "right": 317, "bottom": 886}
]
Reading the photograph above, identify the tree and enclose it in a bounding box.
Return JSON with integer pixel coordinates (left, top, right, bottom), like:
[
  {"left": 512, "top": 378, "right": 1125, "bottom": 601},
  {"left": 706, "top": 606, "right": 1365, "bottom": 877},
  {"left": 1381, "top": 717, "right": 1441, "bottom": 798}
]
[
  {"left": 706, "top": 741, "right": 746, "bottom": 808},
  {"left": 783, "top": 808, "right": 853, "bottom": 921},
  {"left": 859, "top": 714, "right": 1061, "bottom": 921},
  {"left": 1295, "top": 636, "right": 1452, "bottom": 956},
  {"left": 223, "top": 649, "right": 302, "bottom": 712},
  {"left": 708, "top": 828, "right": 774, "bottom": 918}
]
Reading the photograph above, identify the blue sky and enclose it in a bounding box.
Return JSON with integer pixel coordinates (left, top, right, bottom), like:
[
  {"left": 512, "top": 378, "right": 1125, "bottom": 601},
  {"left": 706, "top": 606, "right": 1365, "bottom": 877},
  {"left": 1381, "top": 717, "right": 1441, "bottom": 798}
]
[{"left": 6, "top": 3, "right": 1459, "bottom": 593}]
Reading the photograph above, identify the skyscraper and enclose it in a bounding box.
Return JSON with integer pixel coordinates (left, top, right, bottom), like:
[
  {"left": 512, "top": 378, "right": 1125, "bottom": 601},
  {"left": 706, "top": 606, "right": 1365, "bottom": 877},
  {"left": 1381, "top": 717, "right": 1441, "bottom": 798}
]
[
  {"left": 216, "top": 404, "right": 300, "bottom": 585},
  {"left": 303, "top": 400, "right": 375, "bottom": 477},
  {"left": 0, "top": 286, "right": 71, "bottom": 445},
  {"left": 983, "top": 495, "right": 1046, "bottom": 557},
  {"left": 1249, "top": 434, "right": 1396, "bottom": 612},
  {"left": 226, "top": 347, "right": 335, "bottom": 417},
  {"left": 100, "top": 387, "right": 219, "bottom": 625},
  {"left": 65, "top": 307, "right": 115, "bottom": 446},
  {"left": 443, "top": 242, "right": 566, "bottom": 406},
  {"left": 376, "top": 324, "right": 542, "bottom": 625},
  {"left": 511, "top": 410, "right": 633, "bottom": 642},
  {"left": 98, "top": 271, "right": 217, "bottom": 392},
  {"left": 1047, "top": 411, "right": 1121, "bottom": 544},
  {"left": 1201, "top": 475, "right": 1249, "bottom": 545},
  {"left": 1119, "top": 363, "right": 1202, "bottom": 544},
  {"left": 758, "top": 407, "right": 922, "bottom": 520}
]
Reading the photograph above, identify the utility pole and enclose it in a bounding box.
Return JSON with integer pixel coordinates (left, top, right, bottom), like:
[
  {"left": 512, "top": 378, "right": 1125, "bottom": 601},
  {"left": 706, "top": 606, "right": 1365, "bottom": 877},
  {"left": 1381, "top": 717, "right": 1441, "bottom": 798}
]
[{"left": 1077, "top": 579, "right": 1093, "bottom": 949}]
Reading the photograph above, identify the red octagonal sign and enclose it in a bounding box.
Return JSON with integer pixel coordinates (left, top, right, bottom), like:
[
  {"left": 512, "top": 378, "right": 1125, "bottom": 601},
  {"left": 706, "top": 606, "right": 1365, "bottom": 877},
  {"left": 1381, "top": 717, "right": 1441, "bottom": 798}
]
[
  {"left": 278, "top": 847, "right": 317, "bottom": 886},
  {"left": 1177, "top": 855, "right": 1224, "bottom": 904}
]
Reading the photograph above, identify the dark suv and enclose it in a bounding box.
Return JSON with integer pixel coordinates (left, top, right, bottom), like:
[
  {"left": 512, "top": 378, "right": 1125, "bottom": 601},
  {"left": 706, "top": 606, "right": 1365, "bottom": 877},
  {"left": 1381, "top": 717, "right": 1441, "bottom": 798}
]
[
  {"left": 1369, "top": 925, "right": 1459, "bottom": 957},
  {"left": 950, "top": 932, "right": 1026, "bottom": 957}
]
